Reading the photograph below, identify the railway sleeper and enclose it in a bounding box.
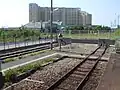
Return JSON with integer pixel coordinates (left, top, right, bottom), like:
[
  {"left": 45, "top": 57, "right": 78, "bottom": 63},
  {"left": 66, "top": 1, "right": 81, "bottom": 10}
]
[
  {"left": 75, "top": 69, "right": 90, "bottom": 73},
  {"left": 70, "top": 74, "right": 84, "bottom": 79},
  {"left": 57, "top": 80, "right": 78, "bottom": 90},
  {"left": 55, "top": 87, "right": 68, "bottom": 90},
  {"left": 69, "top": 75, "right": 83, "bottom": 81}
]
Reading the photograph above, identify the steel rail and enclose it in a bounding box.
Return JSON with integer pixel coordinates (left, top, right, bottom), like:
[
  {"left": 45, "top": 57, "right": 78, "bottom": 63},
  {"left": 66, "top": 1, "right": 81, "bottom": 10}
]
[
  {"left": 0, "top": 43, "right": 58, "bottom": 60},
  {"left": 0, "top": 41, "right": 57, "bottom": 54},
  {"left": 47, "top": 45, "right": 102, "bottom": 90},
  {"left": 76, "top": 46, "right": 107, "bottom": 90}
]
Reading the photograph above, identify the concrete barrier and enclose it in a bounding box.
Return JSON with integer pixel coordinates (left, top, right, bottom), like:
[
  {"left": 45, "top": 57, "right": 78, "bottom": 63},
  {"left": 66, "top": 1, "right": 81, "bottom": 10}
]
[{"left": 63, "top": 38, "right": 115, "bottom": 45}]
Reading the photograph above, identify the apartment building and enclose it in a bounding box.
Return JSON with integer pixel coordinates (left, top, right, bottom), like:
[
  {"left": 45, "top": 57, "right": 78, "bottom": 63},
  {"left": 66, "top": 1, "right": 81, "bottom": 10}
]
[
  {"left": 29, "top": 3, "right": 39, "bottom": 22},
  {"left": 29, "top": 3, "right": 92, "bottom": 26},
  {"left": 81, "top": 11, "right": 92, "bottom": 26}
]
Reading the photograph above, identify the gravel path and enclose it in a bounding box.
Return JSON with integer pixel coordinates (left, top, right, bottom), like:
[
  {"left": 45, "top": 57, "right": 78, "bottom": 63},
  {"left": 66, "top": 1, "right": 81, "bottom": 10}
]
[
  {"left": 5, "top": 57, "right": 83, "bottom": 90},
  {"left": 55, "top": 43, "right": 98, "bottom": 54},
  {"left": 4, "top": 43, "right": 111, "bottom": 90},
  {"left": 55, "top": 43, "right": 111, "bottom": 59},
  {"left": 90, "top": 47, "right": 112, "bottom": 58},
  {"left": 53, "top": 60, "right": 96, "bottom": 90},
  {"left": 82, "top": 61, "right": 108, "bottom": 90}
]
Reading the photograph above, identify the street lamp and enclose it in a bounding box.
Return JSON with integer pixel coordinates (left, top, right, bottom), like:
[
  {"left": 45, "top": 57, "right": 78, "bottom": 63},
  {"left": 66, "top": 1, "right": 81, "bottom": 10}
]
[
  {"left": 2, "top": 27, "right": 5, "bottom": 50},
  {"left": 0, "top": 27, "right": 5, "bottom": 88},
  {"left": 50, "top": 0, "right": 53, "bottom": 50},
  {"left": 118, "top": 15, "right": 120, "bottom": 28},
  {"left": 0, "top": 58, "right": 4, "bottom": 89},
  {"left": 114, "top": 19, "right": 116, "bottom": 27},
  {"left": 50, "top": 0, "right": 60, "bottom": 50},
  {"left": 39, "top": 20, "right": 42, "bottom": 44},
  {"left": 15, "top": 33, "right": 17, "bottom": 48}
]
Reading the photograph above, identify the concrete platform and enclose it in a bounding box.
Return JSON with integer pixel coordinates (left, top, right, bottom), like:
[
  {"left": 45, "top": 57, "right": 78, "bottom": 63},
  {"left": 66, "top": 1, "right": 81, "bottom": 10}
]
[{"left": 97, "top": 53, "right": 120, "bottom": 90}]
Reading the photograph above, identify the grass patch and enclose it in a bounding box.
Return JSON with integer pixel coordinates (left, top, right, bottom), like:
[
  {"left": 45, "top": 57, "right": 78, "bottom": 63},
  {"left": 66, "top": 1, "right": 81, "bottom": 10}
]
[
  {"left": 63, "top": 33, "right": 112, "bottom": 39},
  {"left": 4, "top": 57, "right": 54, "bottom": 82},
  {"left": 55, "top": 54, "right": 62, "bottom": 58},
  {"left": 3, "top": 56, "right": 23, "bottom": 63},
  {"left": 30, "top": 51, "right": 43, "bottom": 56},
  {"left": 3, "top": 49, "right": 51, "bottom": 63},
  {"left": 4, "top": 58, "right": 16, "bottom": 63},
  {"left": 18, "top": 55, "right": 23, "bottom": 59},
  {"left": 30, "top": 50, "right": 50, "bottom": 56}
]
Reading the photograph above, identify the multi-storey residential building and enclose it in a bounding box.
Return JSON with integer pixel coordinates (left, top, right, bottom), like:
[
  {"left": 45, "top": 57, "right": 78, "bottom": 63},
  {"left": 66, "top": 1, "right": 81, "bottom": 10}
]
[
  {"left": 86, "top": 13, "right": 92, "bottom": 25},
  {"left": 29, "top": 3, "right": 92, "bottom": 26},
  {"left": 81, "top": 11, "right": 92, "bottom": 26},
  {"left": 29, "top": 3, "right": 39, "bottom": 22}
]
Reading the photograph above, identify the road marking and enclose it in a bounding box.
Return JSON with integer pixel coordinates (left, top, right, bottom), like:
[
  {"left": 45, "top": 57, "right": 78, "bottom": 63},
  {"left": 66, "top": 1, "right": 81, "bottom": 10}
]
[{"left": 2, "top": 53, "right": 58, "bottom": 72}]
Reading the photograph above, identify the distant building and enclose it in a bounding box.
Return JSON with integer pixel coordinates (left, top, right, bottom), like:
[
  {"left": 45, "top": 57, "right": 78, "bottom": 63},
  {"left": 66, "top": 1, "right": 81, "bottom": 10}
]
[
  {"left": 81, "top": 11, "right": 92, "bottom": 26},
  {"left": 24, "top": 21, "right": 62, "bottom": 29},
  {"left": 29, "top": 3, "right": 39, "bottom": 22},
  {"left": 29, "top": 3, "right": 92, "bottom": 26}
]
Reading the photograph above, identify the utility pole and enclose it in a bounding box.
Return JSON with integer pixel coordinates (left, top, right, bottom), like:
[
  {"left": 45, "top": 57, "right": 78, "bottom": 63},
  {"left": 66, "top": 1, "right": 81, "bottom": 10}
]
[
  {"left": 39, "top": 20, "right": 42, "bottom": 44},
  {"left": 114, "top": 19, "right": 116, "bottom": 28},
  {"left": 0, "top": 58, "right": 4, "bottom": 89},
  {"left": 118, "top": 15, "right": 120, "bottom": 28},
  {"left": 114, "top": 13, "right": 117, "bottom": 28},
  {"left": 2, "top": 28, "right": 5, "bottom": 50},
  {"left": 50, "top": 0, "right": 53, "bottom": 50},
  {"left": 15, "top": 34, "right": 17, "bottom": 48}
]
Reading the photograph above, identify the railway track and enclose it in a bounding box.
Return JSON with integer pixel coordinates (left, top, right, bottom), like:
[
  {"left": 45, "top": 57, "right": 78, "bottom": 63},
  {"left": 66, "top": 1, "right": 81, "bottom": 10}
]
[
  {"left": 0, "top": 41, "right": 56, "bottom": 54},
  {"left": 0, "top": 42, "right": 58, "bottom": 60},
  {"left": 47, "top": 45, "right": 107, "bottom": 90}
]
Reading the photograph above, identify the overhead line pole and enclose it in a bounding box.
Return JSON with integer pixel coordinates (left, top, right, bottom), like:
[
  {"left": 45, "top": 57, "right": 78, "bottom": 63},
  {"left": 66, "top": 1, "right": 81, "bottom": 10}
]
[
  {"left": 118, "top": 15, "right": 120, "bottom": 28},
  {"left": 50, "top": 0, "right": 53, "bottom": 50}
]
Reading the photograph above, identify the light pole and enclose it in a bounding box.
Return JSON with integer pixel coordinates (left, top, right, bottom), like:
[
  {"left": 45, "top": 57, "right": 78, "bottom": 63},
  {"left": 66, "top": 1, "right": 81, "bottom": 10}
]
[
  {"left": 52, "top": 8, "right": 59, "bottom": 42},
  {"left": 14, "top": 33, "right": 17, "bottom": 48},
  {"left": 118, "top": 15, "right": 120, "bottom": 28},
  {"left": 114, "top": 13, "right": 117, "bottom": 28},
  {"left": 50, "top": 0, "right": 53, "bottom": 50},
  {"left": 0, "top": 58, "right": 4, "bottom": 89},
  {"left": 39, "top": 20, "right": 42, "bottom": 44},
  {"left": 2, "top": 28, "right": 5, "bottom": 50},
  {"left": 111, "top": 21, "right": 113, "bottom": 28},
  {"left": 0, "top": 28, "right": 5, "bottom": 88},
  {"left": 114, "top": 19, "right": 116, "bottom": 28}
]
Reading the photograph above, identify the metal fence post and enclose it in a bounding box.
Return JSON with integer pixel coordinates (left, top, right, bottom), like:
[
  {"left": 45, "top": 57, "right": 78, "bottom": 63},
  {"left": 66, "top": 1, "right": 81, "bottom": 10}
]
[
  {"left": 79, "top": 30, "right": 80, "bottom": 39},
  {"left": 98, "top": 30, "right": 99, "bottom": 39},
  {"left": 109, "top": 29, "right": 111, "bottom": 39},
  {"left": 15, "top": 34, "right": 17, "bottom": 48}
]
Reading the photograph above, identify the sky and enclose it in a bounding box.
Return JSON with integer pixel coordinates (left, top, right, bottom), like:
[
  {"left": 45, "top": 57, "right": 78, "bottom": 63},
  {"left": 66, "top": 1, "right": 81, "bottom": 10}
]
[{"left": 0, "top": 0, "right": 120, "bottom": 27}]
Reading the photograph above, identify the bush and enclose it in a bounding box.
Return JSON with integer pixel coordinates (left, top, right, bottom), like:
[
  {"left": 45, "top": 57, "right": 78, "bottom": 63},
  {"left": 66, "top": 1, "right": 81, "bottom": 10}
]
[
  {"left": 55, "top": 54, "right": 62, "bottom": 58},
  {"left": 4, "top": 69, "right": 17, "bottom": 82},
  {"left": 114, "top": 29, "right": 120, "bottom": 38},
  {"left": 4, "top": 58, "right": 16, "bottom": 63}
]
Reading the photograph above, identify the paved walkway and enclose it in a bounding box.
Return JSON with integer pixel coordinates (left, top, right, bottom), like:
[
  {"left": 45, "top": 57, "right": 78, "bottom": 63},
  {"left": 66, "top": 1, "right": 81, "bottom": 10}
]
[{"left": 97, "top": 53, "right": 120, "bottom": 90}]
